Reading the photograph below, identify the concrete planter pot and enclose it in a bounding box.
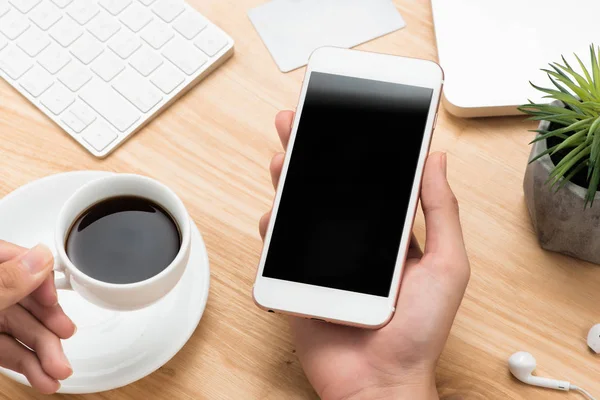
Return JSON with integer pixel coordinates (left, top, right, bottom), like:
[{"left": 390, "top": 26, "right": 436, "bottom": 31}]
[{"left": 523, "top": 107, "right": 600, "bottom": 264}]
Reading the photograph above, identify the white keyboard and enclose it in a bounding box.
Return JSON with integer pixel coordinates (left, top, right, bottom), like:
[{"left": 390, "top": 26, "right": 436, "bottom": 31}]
[{"left": 0, "top": 0, "right": 234, "bottom": 158}]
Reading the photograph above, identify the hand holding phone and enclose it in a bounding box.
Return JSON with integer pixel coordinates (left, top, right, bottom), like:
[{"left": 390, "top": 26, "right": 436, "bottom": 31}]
[
  {"left": 254, "top": 47, "right": 446, "bottom": 327},
  {"left": 259, "top": 111, "right": 470, "bottom": 400}
]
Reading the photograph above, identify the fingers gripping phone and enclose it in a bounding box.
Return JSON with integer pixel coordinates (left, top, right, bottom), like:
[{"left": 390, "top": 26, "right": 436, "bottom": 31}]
[{"left": 254, "top": 47, "right": 444, "bottom": 328}]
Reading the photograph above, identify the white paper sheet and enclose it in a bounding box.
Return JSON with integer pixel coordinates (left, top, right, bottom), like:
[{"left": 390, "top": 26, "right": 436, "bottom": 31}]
[{"left": 248, "top": 0, "right": 406, "bottom": 72}]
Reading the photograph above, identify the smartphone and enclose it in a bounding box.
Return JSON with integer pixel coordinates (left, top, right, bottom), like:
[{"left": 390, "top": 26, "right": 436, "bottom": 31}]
[{"left": 253, "top": 47, "right": 443, "bottom": 328}]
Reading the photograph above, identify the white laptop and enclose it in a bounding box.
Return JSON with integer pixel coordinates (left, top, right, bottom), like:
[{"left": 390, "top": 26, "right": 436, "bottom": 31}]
[
  {"left": 0, "top": 0, "right": 234, "bottom": 157},
  {"left": 431, "top": 0, "right": 599, "bottom": 117}
]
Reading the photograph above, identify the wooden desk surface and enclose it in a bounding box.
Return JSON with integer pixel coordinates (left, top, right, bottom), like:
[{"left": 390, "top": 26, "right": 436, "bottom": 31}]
[{"left": 1, "top": 1, "right": 599, "bottom": 399}]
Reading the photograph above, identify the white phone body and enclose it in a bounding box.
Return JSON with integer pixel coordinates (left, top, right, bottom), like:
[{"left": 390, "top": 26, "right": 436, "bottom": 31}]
[{"left": 254, "top": 47, "right": 444, "bottom": 329}]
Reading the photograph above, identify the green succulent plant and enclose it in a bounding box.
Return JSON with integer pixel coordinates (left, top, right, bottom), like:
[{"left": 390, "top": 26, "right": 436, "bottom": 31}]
[{"left": 519, "top": 45, "right": 600, "bottom": 208}]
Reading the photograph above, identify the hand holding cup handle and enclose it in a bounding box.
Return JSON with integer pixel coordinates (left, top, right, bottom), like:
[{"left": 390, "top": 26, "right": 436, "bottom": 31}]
[
  {"left": 0, "top": 173, "right": 189, "bottom": 395},
  {"left": 53, "top": 257, "right": 71, "bottom": 291}
]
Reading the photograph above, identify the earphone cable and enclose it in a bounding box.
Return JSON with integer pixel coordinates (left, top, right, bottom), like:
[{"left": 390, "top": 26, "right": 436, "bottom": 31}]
[{"left": 571, "top": 384, "right": 597, "bottom": 400}]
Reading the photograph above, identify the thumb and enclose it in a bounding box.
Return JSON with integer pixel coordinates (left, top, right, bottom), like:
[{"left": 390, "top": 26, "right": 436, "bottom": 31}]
[
  {"left": 0, "top": 244, "right": 54, "bottom": 310},
  {"left": 420, "top": 152, "right": 466, "bottom": 258}
]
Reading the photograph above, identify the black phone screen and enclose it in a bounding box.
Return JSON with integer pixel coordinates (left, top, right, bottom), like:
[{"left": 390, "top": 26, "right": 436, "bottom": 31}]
[{"left": 262, "top": 72, "right": 434, "bottom": 297}]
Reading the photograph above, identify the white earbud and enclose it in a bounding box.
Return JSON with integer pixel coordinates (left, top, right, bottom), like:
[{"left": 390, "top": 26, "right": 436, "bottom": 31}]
[
  {"left": 587, "top": 324, "right": 600, "bottom": 353},
  {"left": 508, "top": 352, "right": 570, "bottom": 391}
]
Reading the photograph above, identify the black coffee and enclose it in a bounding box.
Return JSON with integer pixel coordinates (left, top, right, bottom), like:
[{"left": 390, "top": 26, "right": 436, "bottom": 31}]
[{"left": 66, "top": 196, "right": 181, "bottom": 284}]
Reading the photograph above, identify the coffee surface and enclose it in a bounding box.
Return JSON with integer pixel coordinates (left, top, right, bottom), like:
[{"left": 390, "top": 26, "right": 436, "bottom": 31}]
[{"left": 66, "top": 196, "right": 181, "bottom": 284}]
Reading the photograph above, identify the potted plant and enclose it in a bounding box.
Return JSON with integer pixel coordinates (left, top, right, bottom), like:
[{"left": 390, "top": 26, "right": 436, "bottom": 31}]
[{"left": 521, "top": 45, "right": 600, "bottom": 264}]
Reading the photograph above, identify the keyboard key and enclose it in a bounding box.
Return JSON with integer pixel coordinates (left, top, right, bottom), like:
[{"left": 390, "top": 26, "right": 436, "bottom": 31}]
[
  {"left": 29, "top": 1, "right": 62, "bottom": 30},
  {"left": 129, "top": 45, "right": 161, "bottom": 77},
  {"left": 19, "top": 65, "right": 54, "bottom": 97},
  {"left": 194, "top": 27, "right": 228, "bottom": 57},
  {"left": 9, "top": 0, "right": 41, "bottom": 13},
  {"left": 58, "top": 60, "right": 91, "bottom": 90},
  {"left": 98, "top": 0, "right": 130, "bottom": 16},
  {"left": 0, "top": 0, "right": 9, "bottom": 17},
  {"left": 51, "top": 0, "right": 73, "bottom": 8},
  {"left": 139, "top": 0, "right": 156, "bottom": 5},
  {"left": 49, "top": 16, "right": 82, "bottom": 46},
  {"left": 69, "top": 100, "right": 96, "bottom": 125},
  {"left": 17, "top": 26, "right": 50, "bottom": 57},
  {"left": 150, "top": 62, "right": 183, "bottom": 94},
  {"left": 70, "top": 33, "right": 103, "bottom": 64},
  {"left": 67, "top": 0, "right": 100, "bottom": 25},
  {"left": 37, "top": 43, "right": 71, "bottom": 73},
  {"left": 87, "top": 11, "right": 120, "bottom": 42},
  {"left": 162, "top": 37, "right": 206, "bottom": 75},
  {"left": 112, "top": 67, "right": 162, "bottom": 112},
  {"left": 62, "top": 101, "right": 95, "bottom": 132},
  {"left": 1, "top": 10, "right": 31, "bottom": 40},
  {"left": 0, "top": 45, "right": 33, "bottom": 79},
  {"left": 82, "top": 120, "right": 117, "bottom": 151},
  {"left": 61, "top": 111, "right": 86, "bottom": 132},
  {"left": 91, "top": 50, "right": 124, "bottom": 81},
  {"left": 79, "top": 78, "right": 140, "bottom": 132},
  {"left": 0, "top": 35, "right": 7, "bottom": 51},
  {"left": 108, "top": 29, "right": 141, "bottom": 59},
  {"left": 140, "top": 19, "right": 173, "bottom": 50},
  {"left": 40, "top": 82, "right": 74, "bottom": 114},
  {"left": 152, "top": 0, "right": 183, "bottom": 23},
  {"left": 173, "top": 9, "right": 206, "bottom": 39},
  {"left": 119, "top": 2, "right": 152, "bottom": 33}
]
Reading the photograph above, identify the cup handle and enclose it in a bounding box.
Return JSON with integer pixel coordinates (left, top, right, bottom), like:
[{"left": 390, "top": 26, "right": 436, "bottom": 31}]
[{"left": 53, "top": 259, "right": 73, "bottom": 291}]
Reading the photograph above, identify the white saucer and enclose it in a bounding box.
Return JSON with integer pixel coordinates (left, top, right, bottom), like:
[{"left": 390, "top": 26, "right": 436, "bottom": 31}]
[{"left": 0, "top": 171, "right": 210, "bottom": 394}]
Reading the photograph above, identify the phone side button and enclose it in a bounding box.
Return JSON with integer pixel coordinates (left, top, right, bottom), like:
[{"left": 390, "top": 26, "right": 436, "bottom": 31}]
[{"left": 433, "top": 113, "right": 439, "bottom": 130}]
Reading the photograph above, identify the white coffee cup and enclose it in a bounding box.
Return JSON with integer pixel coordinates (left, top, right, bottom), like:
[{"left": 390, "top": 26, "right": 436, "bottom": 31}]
[{"left": 53, "top": 174, "right": 191, "bottom": 311}]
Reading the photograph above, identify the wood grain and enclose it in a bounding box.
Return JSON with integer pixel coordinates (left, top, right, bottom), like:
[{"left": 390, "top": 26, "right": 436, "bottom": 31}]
[{"left": 1, "top": 1, "right": 598, "bottom": 399}]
